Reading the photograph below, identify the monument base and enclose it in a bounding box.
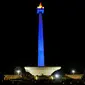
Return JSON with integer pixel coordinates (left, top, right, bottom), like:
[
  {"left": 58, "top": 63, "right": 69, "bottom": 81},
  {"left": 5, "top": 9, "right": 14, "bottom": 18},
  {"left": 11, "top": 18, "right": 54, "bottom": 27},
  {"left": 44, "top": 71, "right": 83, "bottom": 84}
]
[{"left": 24, "top": 66, "right": 61, "bottom": 76}]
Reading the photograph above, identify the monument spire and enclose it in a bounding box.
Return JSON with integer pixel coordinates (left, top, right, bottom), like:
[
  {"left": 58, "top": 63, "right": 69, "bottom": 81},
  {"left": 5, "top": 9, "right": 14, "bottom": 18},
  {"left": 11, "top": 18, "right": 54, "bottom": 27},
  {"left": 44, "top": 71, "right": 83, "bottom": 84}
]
[{"left": 37, "top": 2, "right": 44, "bottom": 66}]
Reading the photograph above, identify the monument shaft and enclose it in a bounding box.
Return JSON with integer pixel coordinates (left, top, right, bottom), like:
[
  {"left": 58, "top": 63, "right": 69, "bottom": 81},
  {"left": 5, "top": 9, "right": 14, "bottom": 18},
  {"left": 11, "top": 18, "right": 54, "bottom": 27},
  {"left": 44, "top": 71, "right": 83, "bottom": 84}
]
[
  {"left": 37, "top": 3, "right": 44, "bottom": 66},
  {"left": 38, "top": 13, "right": 44, "bottom": 66}
]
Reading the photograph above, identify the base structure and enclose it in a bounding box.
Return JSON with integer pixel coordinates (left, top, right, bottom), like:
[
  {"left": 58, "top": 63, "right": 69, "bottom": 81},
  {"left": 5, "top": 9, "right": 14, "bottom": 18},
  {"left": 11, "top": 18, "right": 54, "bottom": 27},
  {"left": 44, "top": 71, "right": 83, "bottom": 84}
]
[{"left": 24, "top": 66, "right": 61, "bottom": 76}]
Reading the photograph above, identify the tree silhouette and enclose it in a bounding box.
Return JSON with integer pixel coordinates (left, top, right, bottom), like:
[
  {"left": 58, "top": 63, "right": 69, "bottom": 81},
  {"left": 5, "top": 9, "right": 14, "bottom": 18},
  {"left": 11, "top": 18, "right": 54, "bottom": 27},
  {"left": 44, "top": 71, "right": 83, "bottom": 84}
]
[{"left": 82, "top": 70, "right": 85, "bottom": 81}]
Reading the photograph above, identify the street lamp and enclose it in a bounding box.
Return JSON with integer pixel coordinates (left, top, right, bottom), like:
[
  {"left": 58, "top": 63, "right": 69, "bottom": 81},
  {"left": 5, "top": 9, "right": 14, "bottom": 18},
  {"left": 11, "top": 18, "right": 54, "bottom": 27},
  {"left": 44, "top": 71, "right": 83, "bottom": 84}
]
[
  {"left": 71, "top": 69, "right": 76, "bottom": 74},
  {"left": 14, "top": 67, "right": 22, "bottom": 75},
  {"left": 16, "top": 70, "right": 21, "bottom": 75},
  {"left": 55, "top": 74, "right": 60, "bottom": 79}
]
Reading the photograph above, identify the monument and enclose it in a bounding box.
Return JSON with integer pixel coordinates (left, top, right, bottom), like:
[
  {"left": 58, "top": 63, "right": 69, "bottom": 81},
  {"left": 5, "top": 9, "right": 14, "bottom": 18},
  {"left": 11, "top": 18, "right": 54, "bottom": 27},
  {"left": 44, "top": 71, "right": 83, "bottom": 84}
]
[
  {"left": 24, "top": 2, "right": 61, "bottom": 76},
  {"left": 37, "top": 2, "right": 44, "bottom": 66}
]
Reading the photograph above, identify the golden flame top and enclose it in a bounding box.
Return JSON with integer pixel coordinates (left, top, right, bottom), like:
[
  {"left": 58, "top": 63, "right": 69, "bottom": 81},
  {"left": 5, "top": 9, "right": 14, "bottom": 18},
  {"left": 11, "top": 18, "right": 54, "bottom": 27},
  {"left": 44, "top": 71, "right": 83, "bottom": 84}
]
[{"left": 37, "top": 2, "right": 44, "bottom": 8}]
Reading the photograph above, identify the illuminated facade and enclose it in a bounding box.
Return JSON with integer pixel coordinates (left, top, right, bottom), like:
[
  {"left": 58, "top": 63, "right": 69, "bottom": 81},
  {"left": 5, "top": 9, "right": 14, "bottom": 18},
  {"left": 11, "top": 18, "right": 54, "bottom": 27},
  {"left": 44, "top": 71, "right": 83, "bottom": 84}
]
[{"left": 24, "top": 67, "right": 61, "bottom": 76}]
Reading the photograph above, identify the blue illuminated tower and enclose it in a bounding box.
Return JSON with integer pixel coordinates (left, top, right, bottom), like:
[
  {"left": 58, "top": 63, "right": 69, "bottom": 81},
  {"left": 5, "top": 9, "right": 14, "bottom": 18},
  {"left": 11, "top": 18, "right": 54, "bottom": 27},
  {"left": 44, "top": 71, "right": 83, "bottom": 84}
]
[
  {"left": 37, "top": 3, "right": 44, "bottom": 66},
  {"left": 24, "top": 3, "right": 61, "bottom": 75}
]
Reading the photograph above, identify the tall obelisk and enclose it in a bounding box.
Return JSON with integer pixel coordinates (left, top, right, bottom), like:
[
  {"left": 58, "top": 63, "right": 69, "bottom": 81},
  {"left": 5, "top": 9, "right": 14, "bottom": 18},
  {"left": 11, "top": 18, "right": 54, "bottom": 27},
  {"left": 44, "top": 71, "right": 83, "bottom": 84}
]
[
  {"left": 37, "top": 3, "right": 44, "bottom": 66},
  {"left": 24, "top": 3, "right": 61, "bottom": 76}
]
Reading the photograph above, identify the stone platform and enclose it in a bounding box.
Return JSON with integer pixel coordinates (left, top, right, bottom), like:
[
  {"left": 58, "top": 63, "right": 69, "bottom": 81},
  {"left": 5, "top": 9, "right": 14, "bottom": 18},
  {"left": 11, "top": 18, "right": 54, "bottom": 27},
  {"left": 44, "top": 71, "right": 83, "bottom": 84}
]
[{"left": 24, "top": 66, "right": 61, "bottom": 76}]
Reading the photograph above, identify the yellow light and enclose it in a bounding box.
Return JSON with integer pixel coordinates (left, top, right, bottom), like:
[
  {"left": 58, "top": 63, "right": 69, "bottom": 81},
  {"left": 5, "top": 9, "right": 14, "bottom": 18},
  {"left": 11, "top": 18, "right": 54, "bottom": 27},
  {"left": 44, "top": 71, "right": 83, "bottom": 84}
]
[
  {"left": 35, "top": 76, "right": 38, "bottom": 80},
  {"left": 37, "top": 2, "right": 44, "bottom": 8},
  {"left": 50, "top": 76, "right": 54, "bottom": 80}
]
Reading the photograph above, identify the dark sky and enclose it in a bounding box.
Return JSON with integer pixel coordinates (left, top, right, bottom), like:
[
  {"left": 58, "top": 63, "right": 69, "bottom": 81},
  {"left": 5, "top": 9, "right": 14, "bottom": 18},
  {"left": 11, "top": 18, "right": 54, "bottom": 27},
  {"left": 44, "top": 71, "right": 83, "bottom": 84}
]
[{"left": 0, "top": 0, "right": 85, "bottom": 73}]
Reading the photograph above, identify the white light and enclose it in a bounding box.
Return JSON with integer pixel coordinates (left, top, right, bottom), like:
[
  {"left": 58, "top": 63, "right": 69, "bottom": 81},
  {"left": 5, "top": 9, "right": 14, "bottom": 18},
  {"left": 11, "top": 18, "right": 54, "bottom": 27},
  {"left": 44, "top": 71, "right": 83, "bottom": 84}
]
[
  {"left": 55, "top": 74, "right": 60, "bottom": 78},
  {"left": 16, "top": 70, "right": 21, "bottom": 75},
  {"left": 71, "top": 69, "right": 76, "bottom": 74}
]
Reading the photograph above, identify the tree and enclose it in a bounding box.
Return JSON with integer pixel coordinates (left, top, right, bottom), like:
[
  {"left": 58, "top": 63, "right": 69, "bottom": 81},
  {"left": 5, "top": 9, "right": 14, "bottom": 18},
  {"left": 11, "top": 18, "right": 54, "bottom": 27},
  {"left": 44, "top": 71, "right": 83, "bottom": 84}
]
[{"left": 82, "top": 70, "right": 85, "bottom": 81}]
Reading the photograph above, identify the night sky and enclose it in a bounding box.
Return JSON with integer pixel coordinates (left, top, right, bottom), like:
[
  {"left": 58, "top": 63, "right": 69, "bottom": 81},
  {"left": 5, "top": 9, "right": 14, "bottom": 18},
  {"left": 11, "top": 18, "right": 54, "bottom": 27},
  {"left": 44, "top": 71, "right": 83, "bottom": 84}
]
[{"left": 0, "top": 0, "right": 85, "bottom": 73}]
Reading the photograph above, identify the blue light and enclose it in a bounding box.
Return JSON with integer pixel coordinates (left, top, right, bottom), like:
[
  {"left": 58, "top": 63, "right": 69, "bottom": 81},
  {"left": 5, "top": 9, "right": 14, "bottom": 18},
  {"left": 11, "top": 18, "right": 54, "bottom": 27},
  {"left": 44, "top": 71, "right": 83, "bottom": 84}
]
[
  {"left": 37, "top": 8, "right": 44, "bottom": 14},
  {"left": 38, "top": 13, "right": 44, "bottom": 66}
]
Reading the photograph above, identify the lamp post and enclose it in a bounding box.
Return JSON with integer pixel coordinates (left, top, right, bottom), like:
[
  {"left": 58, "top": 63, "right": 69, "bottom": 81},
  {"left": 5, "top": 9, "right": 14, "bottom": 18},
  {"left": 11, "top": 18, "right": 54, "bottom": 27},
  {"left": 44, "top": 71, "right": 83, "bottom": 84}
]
[
  {"left": 71, "top": 69, "right": 76, "bottom": 74},
  {"left": 16, "top": 70, "right": 21, "bottom": 75}
]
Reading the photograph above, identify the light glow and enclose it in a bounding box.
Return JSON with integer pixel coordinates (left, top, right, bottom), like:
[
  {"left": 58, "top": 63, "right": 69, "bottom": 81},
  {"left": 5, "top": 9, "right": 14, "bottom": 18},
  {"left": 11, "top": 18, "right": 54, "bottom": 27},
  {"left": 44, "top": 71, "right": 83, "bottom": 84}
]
[
  {"left": 55, "top": 74, "right": 60, "bottom": 78},
  {"left": 35, "top": 76, "right": 38, "bottom": 80},
  {"left": 37, "top": 2, "right": 44, "bottom": 9},
  {"left": 71, "top": 69, "right": 76, "bottom": 74},
  {"left": 16, "top": 70, "right": 21, "bottom": 75},
  {"left": 50, "top": 76, "right": 54, "bottom": 80}
]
